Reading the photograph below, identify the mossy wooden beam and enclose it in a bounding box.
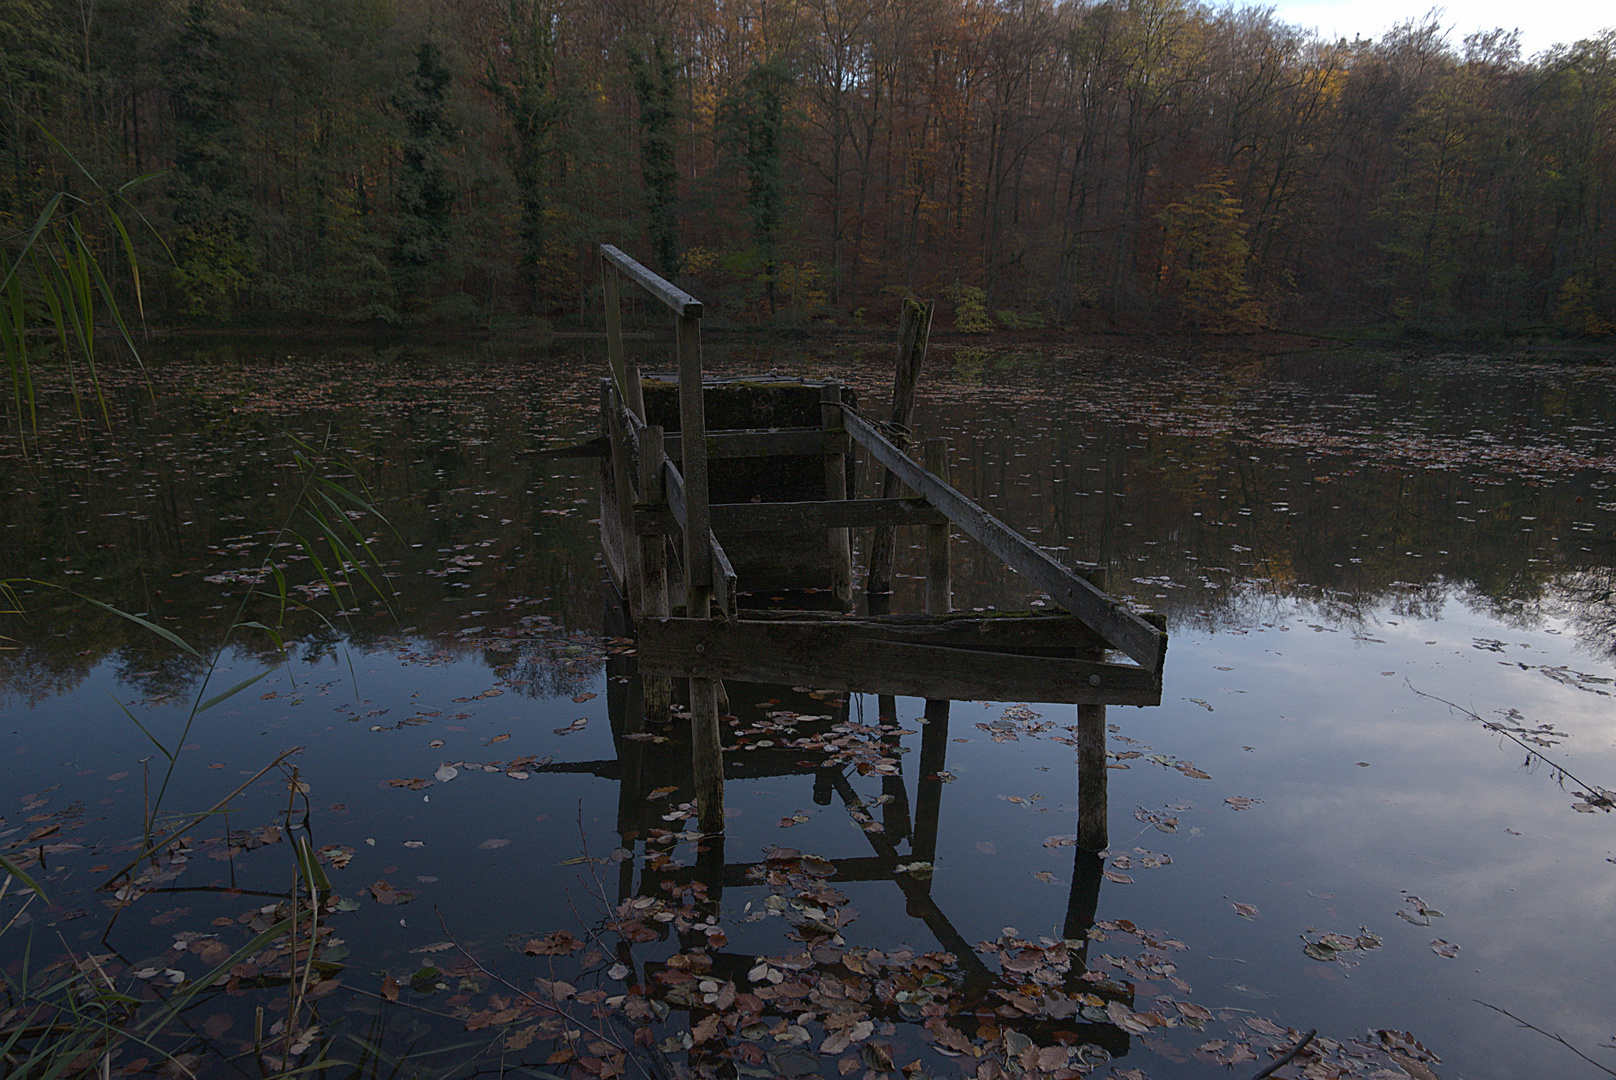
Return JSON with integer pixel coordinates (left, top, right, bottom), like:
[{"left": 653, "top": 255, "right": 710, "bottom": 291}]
[{"left": 638, "top": 618, "right": 1161, "bottom": 705}]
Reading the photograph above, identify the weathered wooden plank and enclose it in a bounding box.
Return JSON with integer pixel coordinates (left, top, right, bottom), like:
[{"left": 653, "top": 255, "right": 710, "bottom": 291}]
[
  {"left": 639, "top": 425, "right": 672, "bottom": 722},
  {"left": 735, "top": 609, "right": 1110, "bottom": 653},
  {"left": 664, "top": 428, "right": 845, "bottom": 461},
  {"left": 637, "top": 618, "right": 1161, "bottom": 705},
  {"left": 842, "top": 408, "right": 1166, "bottom": 675},
  {"left": 924, "top": 438, "right": 951, "bottom": 616},
  {"left": 677, "top": 313, "right": 712, "bottom": 610},
  {"left": 657, "top": 458, "right": 736, "bottom": 616},
  {"left": 634, "top": 498, "right": 945, "bottom": 535},
  {"left": 601, "top": 244, "right": 702, "bottom": 318},
  {"left": 868, "top": 297, "right": 934, "bottom": 595},
  {"left": 821, "top": 383, "right": 853, "bottom": 610}
]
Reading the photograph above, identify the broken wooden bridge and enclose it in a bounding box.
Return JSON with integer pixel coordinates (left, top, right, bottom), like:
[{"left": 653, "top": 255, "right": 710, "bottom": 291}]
[{"left": 592, "top": 244, "right": 1168, "bottom": 843}]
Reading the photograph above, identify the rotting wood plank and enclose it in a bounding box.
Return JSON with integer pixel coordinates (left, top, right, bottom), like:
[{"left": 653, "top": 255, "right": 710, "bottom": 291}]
[
  {"left": 634, "top": 498, "right": 945, "bottom": 535},
  {"left": 637, "top": 618, "right": 1161, "bottom": 705},
  {"left": 734, "top": 609, "right": 1110, "bottom": 653},
  {"left": 602, "top": 244, "right": 702, "bottom": 318},
  {"left": 658, "top": 458, "right": 737, "bottom": 615},
  {"left": 664, "top": 428, "right": 847, "bottom": 461},
  {"left": 842, "top": 408, "right": 1166, "bottom": 675}
]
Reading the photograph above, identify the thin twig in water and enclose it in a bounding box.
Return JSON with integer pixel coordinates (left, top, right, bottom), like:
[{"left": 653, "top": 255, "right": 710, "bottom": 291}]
[
  {"left": 1475, "top": 1000, "right": 1616, "bottom": 1077},
  {"left": 101, "top": 747, "right": 305, "bottom": 889},
  {"left": 1408, "top": 684, "right": 1614, "bottom": 808},
  {"left": 1251, "top": 1029, "right": 1315, "bottom": 1079}
]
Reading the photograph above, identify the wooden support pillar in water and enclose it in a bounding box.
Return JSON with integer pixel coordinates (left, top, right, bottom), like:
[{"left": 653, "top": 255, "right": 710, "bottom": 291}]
[
  {"left": 1077, "top": 702, "right": 1108, "bottom": 851},
  {"left": 821, "top": 382, "right": 854, "bottom": 609},
  {"left": 1076, "top": 567, "right": 1108, "bottom": 851},
  {"left": 676, "top": 309, "right": 723, "bottom": 832},
  {"left": 866, "top": 299, "right": 934, "bottom": 596},
  {"left": 691, "top": 676, "right": 724, "bottom": 832},
  {"left": 924, "top": 438, "right": 952, "bottom": 616},
  {"left": 638, "top": 425, "right": 672, "bottom": 723}
]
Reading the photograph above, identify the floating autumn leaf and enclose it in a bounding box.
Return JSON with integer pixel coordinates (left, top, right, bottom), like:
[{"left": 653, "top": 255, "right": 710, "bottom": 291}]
[
  {"left": 1103, "top": 870, "right": 1134, "bottom": 884},
  {"left": 572, "top": 693, "right": 597, "bottom": 702},
  {"left": 553, "top": 718, "right": 587, "bottom": 735},
  {"left": 485, "top": 733, "right": 511, "bottom": 746},
  {"left": 524, "top": 930, "right": 585, "bottom": 955},
  {"left": 369, "top": 881, "right": 416, "bottom": 906},
  {"left": 1225, "top": 795, "right": 1261, "bottom": 810},
  {"left": 380, "top": 974, "right": 399, "bottom": 1002},
  {"left": 1232, "top": 902, "right": 1259, "bottom": 919},
  {"left": 1430, "top": 939, "right": 1460, "bottom": 958},
  {"left": 385, "top": 777, "right": 433, "bottom": 790},
  {"left": 478, "top": 838, "right": 510, "bottom": 850},
  {"left": 434, "top": 764, "right": 458, "bottom": 783},
  {"left": 646, "top": 786, "right": 678, "bottom": 800},
  {"left": 1043, "top": 835, "right": 1076, "bottom": 848}
]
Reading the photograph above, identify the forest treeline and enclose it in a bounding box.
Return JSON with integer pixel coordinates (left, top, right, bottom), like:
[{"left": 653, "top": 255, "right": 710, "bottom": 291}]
[{"left": 3, "top": 0, "right": 1614, "bottom": 334}]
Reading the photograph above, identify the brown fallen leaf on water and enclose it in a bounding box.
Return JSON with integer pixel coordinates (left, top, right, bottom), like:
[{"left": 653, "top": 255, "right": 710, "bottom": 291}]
[
  {"left": 1430, "top": 939, "right": 1460, "bottom": 958},
  {"left": 369, "top": 881, "right": 415, "bottom": 906},
  {"left": 485, "top": 733, "right": 511, "bottom": 745},
  {"left": 572, "top": 693, "right": 597, "bottom": 702},
  {"left": 478, "top": 838, "right": 510, "bottom": 849},
  {"left": 1103, "top": 870, "right": 1134, "bottom": 884},
  {"left": 1232, "top": 902, "right": 1259, "bottom": 918},
  {"left": 1225, "top": 795, "right": 1261, "bottom": 810},
  {"left": 524, "top": 930, "right": 584, "bottom": 955},
  {"left": 647, "top": 786, "right": 678, "bottom": 799},
  {"left": 380, "top": 974, "right": 399, "bottom": 1001},
  {"left": 385, "top": 777, "right": 433, "bottom": 790}
]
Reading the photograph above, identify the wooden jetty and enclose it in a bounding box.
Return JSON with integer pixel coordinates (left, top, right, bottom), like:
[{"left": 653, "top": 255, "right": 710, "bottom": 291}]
[{"left": 594, "top": 244, "right": 1168, "bottom": 844}]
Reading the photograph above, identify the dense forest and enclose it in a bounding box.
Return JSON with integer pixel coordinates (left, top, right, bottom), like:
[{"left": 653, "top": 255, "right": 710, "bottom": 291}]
[{"left": 3, "top": 0, "right": 1614, "bottom": 333}]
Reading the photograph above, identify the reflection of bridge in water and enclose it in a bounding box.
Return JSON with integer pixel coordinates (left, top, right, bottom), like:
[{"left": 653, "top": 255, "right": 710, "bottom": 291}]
[
  {"left": 531, "top": 633, "right": 1140, "bottom": 1062},
  {"left": 531, "top": 246, "right": 1179, "bottom": 1066}
]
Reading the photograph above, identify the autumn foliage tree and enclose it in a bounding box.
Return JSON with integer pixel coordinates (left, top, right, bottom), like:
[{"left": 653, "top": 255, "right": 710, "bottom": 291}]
[{"left": 5, "top": 0, "right": 1613, "bottom": 334}]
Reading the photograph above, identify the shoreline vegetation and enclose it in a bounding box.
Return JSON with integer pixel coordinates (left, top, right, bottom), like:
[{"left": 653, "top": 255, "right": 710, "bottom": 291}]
[{"left": 60, "top": 319, "right": 1616, "bottom": 361}]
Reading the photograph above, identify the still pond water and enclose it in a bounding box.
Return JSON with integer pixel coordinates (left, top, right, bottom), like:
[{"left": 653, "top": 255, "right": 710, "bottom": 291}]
[{"left": 3, "top": 336, "right": 1614, "bottom": 1080}]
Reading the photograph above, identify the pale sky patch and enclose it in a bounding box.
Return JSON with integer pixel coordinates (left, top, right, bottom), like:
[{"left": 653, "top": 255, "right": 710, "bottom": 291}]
[{"left": 1258, "top": 1, "right": 1611, "bottom": 58}]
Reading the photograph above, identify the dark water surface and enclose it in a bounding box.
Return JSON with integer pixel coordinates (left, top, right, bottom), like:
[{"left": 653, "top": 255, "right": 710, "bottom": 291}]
[{"left": 3, "top": 337, "right": 1615, "bottom": 1079}]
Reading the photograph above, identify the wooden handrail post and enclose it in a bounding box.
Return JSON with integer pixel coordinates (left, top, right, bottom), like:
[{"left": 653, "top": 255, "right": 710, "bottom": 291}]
[
  {"left": 602, "top": 256, "right": 628, "bottom": 405},
  {"left": 924, "top": 438, "right": 952, "bottom": 616},
  {"left": 674, "top": 304, "right": 723, "bottom": 832},
  {"left": 639, "top": 425, "right": 672, "bottom": 723},
  {"left": 821, "top": 382, "right": 853, "bottom": 610},
  {"left": 678, "top": 313, "right": 712, "bottom": 617},
  {"left": 867, "top": 298, "right": 933, "bottom": 596},
  {"left": 602, "top": 381, "right": 643, "bottom": 613}
]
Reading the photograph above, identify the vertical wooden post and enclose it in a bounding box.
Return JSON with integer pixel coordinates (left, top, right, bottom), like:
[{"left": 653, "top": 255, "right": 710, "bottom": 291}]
[
  {"left": 866, "top": 298, "right": 934, "bottom": 596},
  {"left": 1076, "top": 564, "right": 1108, "bottom": 851},
  {"left": 676, "top": 309, "right": 722, "bottom": 832},
  {"left": 691, "top": 675, "right": 724, "bottom": 832},
  {"left": 678, "top": 314, "right": 711, "bottom": 618},
  {"left": 602, "top": 258, "right": 628, "bottom": 402},
  {"left": 639, "top": 425, "right": 672, "bottom": 723},
  {"left": 820, "top": 382, "right": 853, "bottom": 610},
  {"left": 912, "top": 698, "right": 951, "bottom": 896},
  {"left": 1076, "top": 703, "right": 1108, "bottom": 851},
  {"left": 604, "top": 383, "right": 643, "bottom": 615},
  {"left": 924, "top": 438, "right": 952, "bottom": 616}
]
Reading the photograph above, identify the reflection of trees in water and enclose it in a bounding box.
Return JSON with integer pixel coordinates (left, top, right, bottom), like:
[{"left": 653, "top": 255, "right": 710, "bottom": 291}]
[
  {"left": 494, "top": 640, "right": 606, "bottom": 699},
  {"left": 1544, "top": 569, "right": 1616, "bottom": 656}
]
